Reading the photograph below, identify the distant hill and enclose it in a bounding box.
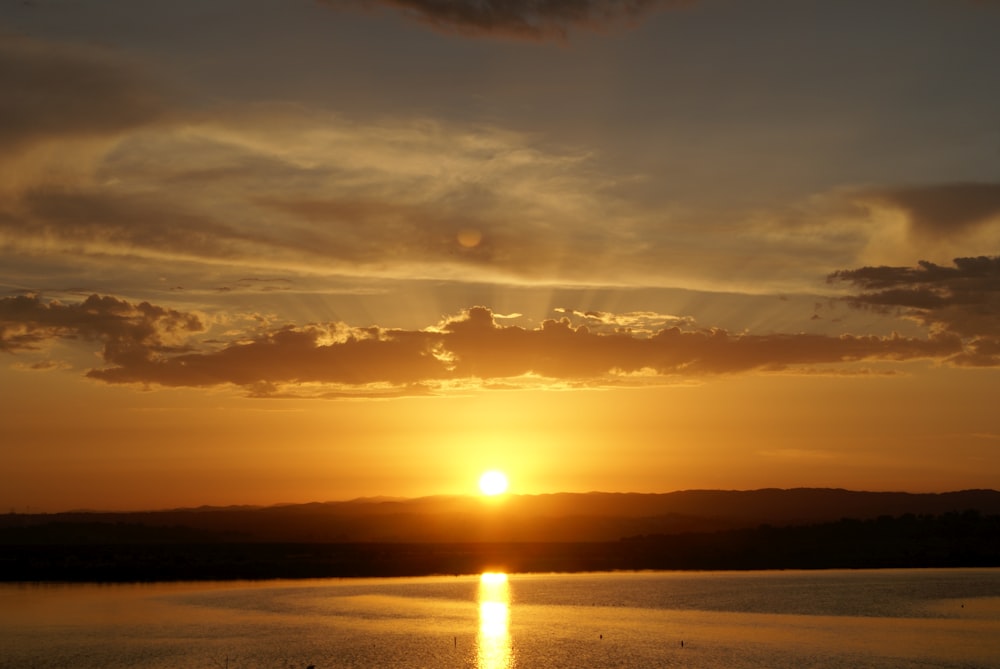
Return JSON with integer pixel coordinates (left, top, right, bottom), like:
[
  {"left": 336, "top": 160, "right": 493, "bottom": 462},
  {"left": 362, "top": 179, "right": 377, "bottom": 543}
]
[{"left": 3, "top": 488, "right": 999, "bottom": 544}]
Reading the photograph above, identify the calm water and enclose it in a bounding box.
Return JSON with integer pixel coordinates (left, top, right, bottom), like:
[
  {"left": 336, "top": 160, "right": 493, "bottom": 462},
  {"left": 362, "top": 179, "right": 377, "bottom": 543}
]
[{"left": 2, "top": 569, "right": 1000, "bottom": 668}]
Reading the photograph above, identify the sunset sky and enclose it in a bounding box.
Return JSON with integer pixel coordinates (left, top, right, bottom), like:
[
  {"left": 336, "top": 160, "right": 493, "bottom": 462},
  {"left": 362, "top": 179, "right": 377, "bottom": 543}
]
[{"left": 2, "top": 0, "right": 1000, "bottom": 512}]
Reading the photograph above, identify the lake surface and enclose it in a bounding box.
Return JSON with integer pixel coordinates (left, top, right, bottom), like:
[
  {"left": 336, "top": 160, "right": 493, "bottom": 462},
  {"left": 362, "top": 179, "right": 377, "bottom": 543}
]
[{"left": 2, "top": 569, "right": 999, "bottom": 668}]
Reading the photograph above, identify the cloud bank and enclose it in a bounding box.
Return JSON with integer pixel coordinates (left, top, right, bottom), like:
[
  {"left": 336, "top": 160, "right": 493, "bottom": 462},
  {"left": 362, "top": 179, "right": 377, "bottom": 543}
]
[
  {"left": 9, "top": 257, "right": 998, "bottom": 397},
  {"left": 830, "top": 255, "right": 1000, "bottom": 366},
  {"left": 0, "top": 294, "right": 202, "bottom": 362}
]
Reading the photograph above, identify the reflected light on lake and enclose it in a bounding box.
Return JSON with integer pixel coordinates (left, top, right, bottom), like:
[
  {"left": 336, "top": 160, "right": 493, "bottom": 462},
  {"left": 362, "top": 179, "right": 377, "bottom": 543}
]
[{"left": 478, "top": 572, "right": 513, "bottom": 669}]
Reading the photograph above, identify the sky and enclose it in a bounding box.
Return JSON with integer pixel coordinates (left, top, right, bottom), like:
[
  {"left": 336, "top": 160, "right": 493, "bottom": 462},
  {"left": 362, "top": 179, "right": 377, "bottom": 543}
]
[{"left": 2, "top": 0, "right": 1000, "bottom": 512}]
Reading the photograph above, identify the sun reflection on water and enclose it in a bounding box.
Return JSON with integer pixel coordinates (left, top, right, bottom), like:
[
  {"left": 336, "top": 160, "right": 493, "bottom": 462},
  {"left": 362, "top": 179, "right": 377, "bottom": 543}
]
[{"left": 478, "top": 572, "right": 514, "bottom": 669}]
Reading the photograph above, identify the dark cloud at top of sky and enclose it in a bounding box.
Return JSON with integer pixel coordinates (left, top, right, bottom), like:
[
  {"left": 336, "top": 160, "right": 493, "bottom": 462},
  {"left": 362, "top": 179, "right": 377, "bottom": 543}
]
[
  {"left": 0, "top": 36, "right": 162, "bottom": 152},
  {"left": 858, "top": 183, "right": 1000, "bottom": 240},
  {"left": 340, "top": 0, "right": 686, "bottom": 40},
  {"left": 830, "top": 256, "right": 1000, "bottom": 366}
]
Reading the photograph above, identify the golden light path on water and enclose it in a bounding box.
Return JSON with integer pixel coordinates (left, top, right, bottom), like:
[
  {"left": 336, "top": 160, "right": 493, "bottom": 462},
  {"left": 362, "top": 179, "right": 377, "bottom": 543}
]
[{"left": 478, "top": 572, "right": 514, "bottom": 669}]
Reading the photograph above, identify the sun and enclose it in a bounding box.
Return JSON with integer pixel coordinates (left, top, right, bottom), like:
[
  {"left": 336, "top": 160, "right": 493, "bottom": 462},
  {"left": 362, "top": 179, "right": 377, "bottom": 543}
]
[{"left": 478, "top": 470, "right": 509, "bottom": 496}]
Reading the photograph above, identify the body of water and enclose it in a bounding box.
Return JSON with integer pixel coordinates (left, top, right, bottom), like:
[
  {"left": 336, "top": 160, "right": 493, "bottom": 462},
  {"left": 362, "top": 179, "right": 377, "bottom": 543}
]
[{"left": 2, "top": 568, "right": 999, "bottom": 668}]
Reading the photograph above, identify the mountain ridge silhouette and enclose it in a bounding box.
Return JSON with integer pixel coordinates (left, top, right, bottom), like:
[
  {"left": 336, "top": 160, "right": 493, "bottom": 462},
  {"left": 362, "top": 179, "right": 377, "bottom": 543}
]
[{"left": 4, "top": 488, "right": 999, "bottom": 544}]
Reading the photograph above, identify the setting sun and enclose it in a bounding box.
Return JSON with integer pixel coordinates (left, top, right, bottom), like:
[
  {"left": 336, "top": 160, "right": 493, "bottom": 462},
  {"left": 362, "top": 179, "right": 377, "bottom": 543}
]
[{"left": 478, "top": 470, "right": 509, "bottom": 496}]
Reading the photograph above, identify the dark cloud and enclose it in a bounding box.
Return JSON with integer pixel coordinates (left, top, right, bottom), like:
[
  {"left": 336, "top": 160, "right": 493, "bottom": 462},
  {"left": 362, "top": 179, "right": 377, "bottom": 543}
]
[
  {"left": 830, "top": 256, "right": 1000, "bottom": 366},
  {"left": 88, "top": 323, "right": 446, "bottom": 388},
  {"left": 341, "top": 0, "right": 684, "bottom": 40},
  {"left": 438, "top": 306, "right": 959, "bottom": 379},
  {"left": 0, "top": 37, "right": 162, "bottom": 152},
  {"left": 1, "top": 296, "right": 970, "bottom": 396},
  {"left": 858, "top": 183, "right": 1000, "bottom": 239},
  {"left": 0, "top": 295, "right": 203, "bottom": 369}
]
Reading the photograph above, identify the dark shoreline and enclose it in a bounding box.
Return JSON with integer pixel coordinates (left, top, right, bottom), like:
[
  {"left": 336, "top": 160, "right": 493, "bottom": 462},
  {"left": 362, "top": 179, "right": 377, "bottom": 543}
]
[{"left": 4, "top": 511, "right": 999, "bottom": 583}]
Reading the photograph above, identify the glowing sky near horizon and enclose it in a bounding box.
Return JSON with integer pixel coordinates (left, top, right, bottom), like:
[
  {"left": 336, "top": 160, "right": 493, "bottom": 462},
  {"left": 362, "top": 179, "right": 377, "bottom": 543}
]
[{"left": 2, "top": 0, "right": 1000, "bottom": 511}]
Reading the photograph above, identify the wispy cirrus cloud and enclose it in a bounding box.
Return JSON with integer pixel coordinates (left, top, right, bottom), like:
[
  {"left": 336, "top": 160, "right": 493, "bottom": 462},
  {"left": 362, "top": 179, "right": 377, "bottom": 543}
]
[
  {"left": 5, "top": 34, "right": 999, "bottom": 305},
  {"left": 2, "top": 36, "right": 612, "bottom": 280},
  {"left": 1, "top": 94, "right": 649, "bottom": 288}
]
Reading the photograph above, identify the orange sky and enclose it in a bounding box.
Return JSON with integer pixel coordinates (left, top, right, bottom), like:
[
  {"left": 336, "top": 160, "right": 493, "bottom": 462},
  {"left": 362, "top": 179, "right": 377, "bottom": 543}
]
[{"left": 2, "top": 1, "right": 1000, "bottom": 511}]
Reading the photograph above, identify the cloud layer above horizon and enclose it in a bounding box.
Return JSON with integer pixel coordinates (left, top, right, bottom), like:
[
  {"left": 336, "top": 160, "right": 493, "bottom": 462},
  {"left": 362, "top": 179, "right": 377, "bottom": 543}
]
[{"left": 3, "top": 254, "right": 997, "bottom": 398}]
